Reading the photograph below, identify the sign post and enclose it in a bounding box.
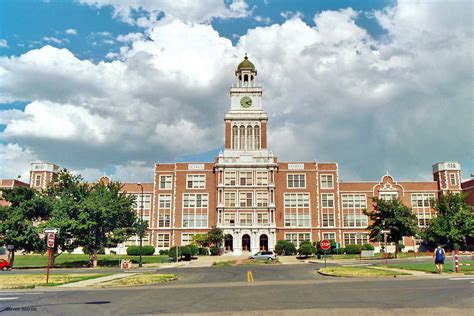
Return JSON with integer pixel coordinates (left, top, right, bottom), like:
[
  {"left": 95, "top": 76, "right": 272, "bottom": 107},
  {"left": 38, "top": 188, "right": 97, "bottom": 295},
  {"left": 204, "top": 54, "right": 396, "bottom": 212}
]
[
  {"left": 44, "top": 228, "right": 59, "bottom": 285},
  {"left": 320, "top": 239, "right": 331, "bottom": 268}
]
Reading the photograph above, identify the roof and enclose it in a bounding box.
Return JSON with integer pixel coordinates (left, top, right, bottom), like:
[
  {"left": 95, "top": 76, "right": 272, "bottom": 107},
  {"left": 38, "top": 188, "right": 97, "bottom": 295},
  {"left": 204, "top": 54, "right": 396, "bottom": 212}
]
[{"left": 237, "top": 54, "right": 255, "bottom": 71}]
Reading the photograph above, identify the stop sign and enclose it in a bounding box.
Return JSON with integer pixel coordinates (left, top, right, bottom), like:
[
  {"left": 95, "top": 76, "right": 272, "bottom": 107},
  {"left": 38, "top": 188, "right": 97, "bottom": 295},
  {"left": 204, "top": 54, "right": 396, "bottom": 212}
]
[
  {"left": 47, "top": 233, "right": 55, "bottom": 248},
  {"left": 320, "top": 239, "right": 331, "bottom": 251}
]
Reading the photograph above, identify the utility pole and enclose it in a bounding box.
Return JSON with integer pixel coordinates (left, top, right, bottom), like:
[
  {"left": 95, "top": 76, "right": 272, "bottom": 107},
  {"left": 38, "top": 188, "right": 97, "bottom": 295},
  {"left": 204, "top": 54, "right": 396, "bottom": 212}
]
[{"left": 137, "top": 183, "right": 144, "bottom": 268}]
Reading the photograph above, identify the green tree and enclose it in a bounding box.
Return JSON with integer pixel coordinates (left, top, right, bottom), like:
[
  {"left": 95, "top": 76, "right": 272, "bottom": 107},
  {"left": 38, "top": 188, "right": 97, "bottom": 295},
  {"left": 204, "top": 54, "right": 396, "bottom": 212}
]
[
  {"left": 364, "top": 197, "right": 419, "bottom": 258},
  {"left": 191, "top": 234, "right": 209, "bottom": 247},
  {"left": 207, "top": 226, "right": 224, "bottom": 248},
  {"left": 298, "top": 243, "right": 314, "bottom": 258},
  {"left": 74, "top": 181, "right": 138, "bottom": 267},
  {"left": 0, "top": 187, "right": 52, "bottom": 267},
  {"left": 423, "top": 192, "right": 474, "bottom": 250}
]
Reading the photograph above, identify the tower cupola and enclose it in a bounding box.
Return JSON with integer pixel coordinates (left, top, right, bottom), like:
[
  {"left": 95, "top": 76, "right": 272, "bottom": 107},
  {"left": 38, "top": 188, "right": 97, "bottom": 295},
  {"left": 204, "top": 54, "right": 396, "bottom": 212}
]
[{"left": 235, "top": 54, "right": 257, "bottom": 87}]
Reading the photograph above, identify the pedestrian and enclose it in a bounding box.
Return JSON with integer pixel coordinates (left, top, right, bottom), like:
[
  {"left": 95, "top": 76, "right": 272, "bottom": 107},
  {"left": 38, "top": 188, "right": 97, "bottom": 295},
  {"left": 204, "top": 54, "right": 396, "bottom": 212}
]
[{"left": 433, "top": 244, "right": 446, "bottom": 274}]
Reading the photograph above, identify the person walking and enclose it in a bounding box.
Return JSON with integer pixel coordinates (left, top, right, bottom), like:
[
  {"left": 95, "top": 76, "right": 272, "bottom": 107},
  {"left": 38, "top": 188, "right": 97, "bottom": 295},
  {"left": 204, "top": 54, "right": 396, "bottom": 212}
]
[{"left": 433, "top": 244, "right": 446, "bottom": 274}]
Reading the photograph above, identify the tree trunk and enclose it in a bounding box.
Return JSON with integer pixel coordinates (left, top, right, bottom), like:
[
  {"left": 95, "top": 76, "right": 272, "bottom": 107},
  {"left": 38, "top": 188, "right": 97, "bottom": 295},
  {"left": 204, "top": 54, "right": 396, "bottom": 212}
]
[
  {"left": 8, "top": 249, "right": 15, "bottom": 267},
  {"left": 89, "top": 251, "right": 98, "bottom": 268},
  {"left": 52, "top": 250, "right": 61, "bottom": 268},
  {"left": 395, "top": 242, "right": 399, "bottom": 258}
]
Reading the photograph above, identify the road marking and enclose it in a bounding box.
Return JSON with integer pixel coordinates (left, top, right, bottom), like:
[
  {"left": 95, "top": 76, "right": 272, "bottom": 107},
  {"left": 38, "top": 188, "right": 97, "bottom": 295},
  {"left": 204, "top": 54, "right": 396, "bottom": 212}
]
[
  {"left": 342, "top": 264, "right": 371, "bottom": 267},
  {"left": 449, "top": 277, "right": 474, "bottom": 281},
  {"left": 0, "top": 297, "right": 19, "bottom": 301},
  {"left": 247, "top": 270, "right": 254, "bottom": 282},
  {"left": 0, "top": 292, "right": 43, "bottom": 296}
]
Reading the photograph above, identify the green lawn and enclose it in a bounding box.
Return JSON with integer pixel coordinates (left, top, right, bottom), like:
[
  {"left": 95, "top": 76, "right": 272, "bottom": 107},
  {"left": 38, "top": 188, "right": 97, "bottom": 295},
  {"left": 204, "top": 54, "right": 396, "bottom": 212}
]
[
  {"left": 0, "top": 273, "right": 110, "bottom": 289},
  {"left": 319, "top": 266, "right": 409, "bottom": 277},
  {"left": 384, "top": 261, "right": 474, "bottom": 273},
  {"left": 12, "top": 253, "right": 170, "bottom": 268}
]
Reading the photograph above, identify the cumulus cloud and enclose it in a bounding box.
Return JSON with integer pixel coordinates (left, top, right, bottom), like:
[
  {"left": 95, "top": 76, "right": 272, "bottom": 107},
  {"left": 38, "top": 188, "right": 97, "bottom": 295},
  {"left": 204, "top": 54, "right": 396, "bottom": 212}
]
[
  {"left": 65, "top": 28, "right": 78, "bottom": 35},
  {"left": 43, "top": 36, "right": 69, "bottom": 44},
  {"left": 0, "top": 144, "right": 37, "bottom": 180},
  {"left": 79, "top": 0, "right": 252, "bottom": 25},
  {"left": 0, "top": 1, "right": 472, "bottom": 181},
  {"left": 0, "top": 39, "right": 8, "bottom": 48}
]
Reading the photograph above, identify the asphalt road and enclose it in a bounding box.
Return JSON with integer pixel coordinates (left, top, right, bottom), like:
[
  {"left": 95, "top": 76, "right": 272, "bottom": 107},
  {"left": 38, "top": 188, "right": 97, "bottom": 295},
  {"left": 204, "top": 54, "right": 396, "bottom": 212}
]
[{"left": 1, "top": 264, "right": 473, "bottom": 315}]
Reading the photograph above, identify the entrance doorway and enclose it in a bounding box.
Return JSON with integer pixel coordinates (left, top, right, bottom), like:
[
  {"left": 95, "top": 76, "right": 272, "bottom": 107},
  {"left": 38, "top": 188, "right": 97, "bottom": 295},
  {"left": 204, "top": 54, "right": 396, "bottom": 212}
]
[
  {"left": 242, "top": 234, "right": 251, "bottom": 251},
  {"left": 224, "top": 234, "right": 233, "bottom": 251},
  {"left": 259, "top": 234, "right": 268, "bottom": 251}
]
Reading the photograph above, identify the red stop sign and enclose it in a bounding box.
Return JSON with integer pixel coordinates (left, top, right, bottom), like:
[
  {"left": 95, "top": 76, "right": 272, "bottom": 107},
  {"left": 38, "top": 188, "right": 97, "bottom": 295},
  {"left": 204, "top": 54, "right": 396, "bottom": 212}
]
[
  {"left": 47, "top": 233, "right": 55, "bottom": 248},
  {"left": 320, "top": 239, "right": 331, "bottom": 251}
]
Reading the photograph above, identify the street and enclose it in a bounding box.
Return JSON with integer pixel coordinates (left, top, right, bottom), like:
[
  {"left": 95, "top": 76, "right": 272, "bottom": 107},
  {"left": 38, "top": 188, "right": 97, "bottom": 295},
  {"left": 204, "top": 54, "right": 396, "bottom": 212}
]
[{"left": 1, "top": 264, "right": 473, "bottom": 315}]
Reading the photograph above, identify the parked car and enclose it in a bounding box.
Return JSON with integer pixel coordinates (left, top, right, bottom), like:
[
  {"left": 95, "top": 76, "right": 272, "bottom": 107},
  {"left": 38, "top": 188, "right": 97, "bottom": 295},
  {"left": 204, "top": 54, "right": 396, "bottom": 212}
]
[
  {"left": 249, "top": 251, "right": 276, "bottom": 261},
  {"left": 0, "top": 259, "right": 11, "bottom": 271}
]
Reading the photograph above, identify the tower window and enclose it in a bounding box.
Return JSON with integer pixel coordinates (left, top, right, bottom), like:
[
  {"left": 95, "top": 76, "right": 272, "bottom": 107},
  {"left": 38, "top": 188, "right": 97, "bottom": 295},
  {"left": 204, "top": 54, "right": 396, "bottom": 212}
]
[
  {"left": 244, "top": 74, "right": 248, "bottom": 82},
  {"left": 232, "top": 125, "right": 238, "bottom": 149},
  {"left": 450, "top": 173, "right": 457, "bottom": 186},
  {"left": 254, "top": 125, "right": 260, "bottom": 149},
  {"left": 246, "top": 125, "right": 252, "bottom": 149},
  {"left": 239, "top": 125, "right": 245, "bottom": 149},
  {"left": 34, "top": 174, "right": 42, "bottom": 187}
]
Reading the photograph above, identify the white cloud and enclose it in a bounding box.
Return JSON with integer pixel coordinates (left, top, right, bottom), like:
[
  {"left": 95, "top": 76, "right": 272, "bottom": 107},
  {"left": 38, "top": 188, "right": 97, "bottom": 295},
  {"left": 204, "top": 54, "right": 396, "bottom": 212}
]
[
  {"left": 280, "top": 11, "right": 303, "bottom": 20},
  {"left": 43, "top": 36, "right": 69, "bottom": 44},
  {"left": 117, "top": 32, "right": 144, "bottom": 43},
  {"left": 78, "top": 0, "right": 252, "bottom": 24},
  {"left": 254, "top": 16, "right": 271, "bottom": 24},
  {"left": 0, "top": 1, "right": 472, "bottom": 181},
  {"left": 0, "top": 39, "right": 8, "bottom": 48},
  {"left": 0, "top": 144, "right": 37, "bottom": 180},
  {"left": 65, "top": 28, "right": 78, "bottom": 35}
]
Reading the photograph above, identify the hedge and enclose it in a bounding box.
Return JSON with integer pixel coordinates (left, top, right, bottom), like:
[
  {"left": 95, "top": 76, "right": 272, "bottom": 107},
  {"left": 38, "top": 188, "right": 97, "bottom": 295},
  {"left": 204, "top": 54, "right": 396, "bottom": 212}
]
[
  {"left": 275, "top": 240, "right": 297, "bottom": 256},
  {"left": 127, "top": 245, "right": 155, "bottom": 256}
]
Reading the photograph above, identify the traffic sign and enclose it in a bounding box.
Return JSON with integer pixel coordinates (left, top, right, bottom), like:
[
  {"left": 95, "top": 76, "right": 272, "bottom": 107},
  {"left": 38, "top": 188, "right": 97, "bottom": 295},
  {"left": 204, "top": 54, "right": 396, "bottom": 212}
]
[
  {"left": 47, "top": 233, "right": 55, "bottom": 248},
  {"left": 320, "top": 239, "right": 331, "bottom": 251},
  {"left": 44, "top": 228, "right": 59, "bottom": 234}
]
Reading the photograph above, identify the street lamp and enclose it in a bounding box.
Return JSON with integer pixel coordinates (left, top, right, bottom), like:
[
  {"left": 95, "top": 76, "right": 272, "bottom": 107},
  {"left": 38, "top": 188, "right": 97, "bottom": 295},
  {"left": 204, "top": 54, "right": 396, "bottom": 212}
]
[{"left": 137, "top": 182, "right": 144, "bottom": 268}]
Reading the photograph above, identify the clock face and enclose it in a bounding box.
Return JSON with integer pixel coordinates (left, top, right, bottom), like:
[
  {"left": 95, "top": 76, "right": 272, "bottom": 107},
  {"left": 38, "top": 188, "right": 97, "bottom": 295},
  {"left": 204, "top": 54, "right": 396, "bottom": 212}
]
[{"left": 240, "top": 96, "right": 252, "bottom": 108}]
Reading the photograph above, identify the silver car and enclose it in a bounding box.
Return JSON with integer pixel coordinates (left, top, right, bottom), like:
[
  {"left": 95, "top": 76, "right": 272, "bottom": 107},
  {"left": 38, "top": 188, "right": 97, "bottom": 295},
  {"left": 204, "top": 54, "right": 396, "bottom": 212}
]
[{"left": 249, "top": 251, "right": 276, "bottom": 261}]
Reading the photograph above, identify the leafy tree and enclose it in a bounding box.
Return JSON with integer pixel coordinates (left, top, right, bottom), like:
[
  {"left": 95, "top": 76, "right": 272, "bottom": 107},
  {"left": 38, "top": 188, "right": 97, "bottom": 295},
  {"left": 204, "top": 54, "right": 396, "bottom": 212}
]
[
  {"left": 423, "top": 192, "right": 474, "bottom": 250},
  {"left": 74, "top": 181, "right": 138, "bottom": 267},
  {"left": 298, "top": 243, "right": 314, "bottom": 258},
  {"left": 191, "top": 234, "right": 209, "bottom": 247},
  {"left": 364, "top": 197, "right": 419, "bottom": 258},
  {"left": 207, "top": 226, "right": 224, "bottom": 248},
  {"left": 0, "top": 187, "right": 52, "bottom": 267}
]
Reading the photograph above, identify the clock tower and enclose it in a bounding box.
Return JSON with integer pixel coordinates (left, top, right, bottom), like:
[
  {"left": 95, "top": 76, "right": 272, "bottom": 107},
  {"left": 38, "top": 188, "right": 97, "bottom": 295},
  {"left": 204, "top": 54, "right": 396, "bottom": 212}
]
[{"left": 216, "top": 55, "right": 277, "bottom": 256}]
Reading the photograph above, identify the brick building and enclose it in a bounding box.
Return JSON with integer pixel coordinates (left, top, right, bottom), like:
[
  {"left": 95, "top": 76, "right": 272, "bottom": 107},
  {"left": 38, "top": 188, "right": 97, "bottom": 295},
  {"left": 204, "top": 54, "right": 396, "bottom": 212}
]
[{"left": 2, "top": 56, "right": 470, "bottom": 254}]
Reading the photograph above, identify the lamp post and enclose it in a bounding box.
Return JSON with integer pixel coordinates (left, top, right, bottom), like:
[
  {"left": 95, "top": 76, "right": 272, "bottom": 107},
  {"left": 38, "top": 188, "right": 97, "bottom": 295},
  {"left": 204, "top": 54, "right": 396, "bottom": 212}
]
[{"left": 137, "top": 182, "right": 144, "bottom": 268}]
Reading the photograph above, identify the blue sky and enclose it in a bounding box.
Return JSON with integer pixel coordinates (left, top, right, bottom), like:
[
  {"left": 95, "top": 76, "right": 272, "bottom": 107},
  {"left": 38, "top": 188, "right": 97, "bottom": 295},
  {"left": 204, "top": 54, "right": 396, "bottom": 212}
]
[{"left": 0, "top": 0, "right": 472, "bottom": 182}]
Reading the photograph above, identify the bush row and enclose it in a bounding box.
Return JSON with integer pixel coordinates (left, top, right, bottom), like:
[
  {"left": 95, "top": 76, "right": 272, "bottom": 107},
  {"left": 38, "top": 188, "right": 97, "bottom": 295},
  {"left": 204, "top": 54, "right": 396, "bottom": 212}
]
[{"left": 126, "top": 245, "right": 156, "bottom": 256}]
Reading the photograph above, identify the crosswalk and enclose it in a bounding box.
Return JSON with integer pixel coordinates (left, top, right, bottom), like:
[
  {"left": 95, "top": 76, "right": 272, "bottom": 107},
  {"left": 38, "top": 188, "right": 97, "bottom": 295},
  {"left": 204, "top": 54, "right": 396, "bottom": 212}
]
[{"left": 448, "top": 277, "right": 474, "bottom": 284}]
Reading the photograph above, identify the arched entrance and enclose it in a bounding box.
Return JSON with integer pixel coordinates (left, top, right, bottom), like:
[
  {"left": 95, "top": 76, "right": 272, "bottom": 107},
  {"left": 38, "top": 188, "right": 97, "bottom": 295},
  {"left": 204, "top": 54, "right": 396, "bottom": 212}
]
[
  {"left": 224, "top": 234, "right": 233, "bottom": 252},
  {"left": 259, "top": 234, "right": 268, "bottom": 251},
  {"left": 242, "top": 234, "right": 251, "bottom": 252}
]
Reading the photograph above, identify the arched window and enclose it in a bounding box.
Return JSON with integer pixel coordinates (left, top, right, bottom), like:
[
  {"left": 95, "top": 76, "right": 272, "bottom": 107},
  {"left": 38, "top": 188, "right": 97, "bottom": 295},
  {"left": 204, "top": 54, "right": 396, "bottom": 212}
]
[
  {"left": 232, "top": 125, "right": 238, "bottom": 149},
  {"left": 254, "top": 125, "right": 260, "bottom": 149},
  {"left": 247, "top": 125, "right": 253, "bottom": 149},
  {"left": 239, "top": 125, "right": 245, "bottom": 150}
]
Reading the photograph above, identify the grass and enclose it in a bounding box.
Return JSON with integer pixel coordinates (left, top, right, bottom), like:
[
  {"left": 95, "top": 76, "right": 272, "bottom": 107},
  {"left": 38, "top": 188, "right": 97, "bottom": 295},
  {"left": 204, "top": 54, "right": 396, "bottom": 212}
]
[
  {"left": 242, "top": 259, "right": 280, "bottom": 265},
  {"left": 212, "top": 260, "right": 237, "bottom": 267},
  {"left": 94, "top": 273, "right": 177, "bottom": 288},
  {"left": 319, "top": 266, "right": 409, "bottom": 277},
  {"left": 11, "top": 253, "right": 170, "bottom": 269},
  {"left": 0, "top": 273, "right": 110, "bottom": 289},
  {"left": 212, "top": 258, "right": 280, "bottom": 266},
  {"left": 383, "top": 261, "right": 474, "bottom": 274}
]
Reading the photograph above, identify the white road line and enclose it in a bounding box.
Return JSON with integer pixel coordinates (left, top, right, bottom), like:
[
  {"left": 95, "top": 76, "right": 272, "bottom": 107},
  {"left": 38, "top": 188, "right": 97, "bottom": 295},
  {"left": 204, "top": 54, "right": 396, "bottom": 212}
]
[
  {"left": 342, "top": 264, "right": 371, "bottom": 267},
  {"left": 0, "top": 292, "right": 43, "bottom": 296},
  {"left": 0, "top": 297, "right": 19, "bottom": 301},
  {"left": 448, "top": 277, "right": 474, "bottom": 281}
]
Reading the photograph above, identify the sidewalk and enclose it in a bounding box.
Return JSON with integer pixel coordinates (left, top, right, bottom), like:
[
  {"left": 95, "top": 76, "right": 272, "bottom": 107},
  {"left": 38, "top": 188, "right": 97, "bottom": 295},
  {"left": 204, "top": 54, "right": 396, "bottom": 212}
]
[{"left": 58, "top": 273, "right": 139, "bottom": 288}]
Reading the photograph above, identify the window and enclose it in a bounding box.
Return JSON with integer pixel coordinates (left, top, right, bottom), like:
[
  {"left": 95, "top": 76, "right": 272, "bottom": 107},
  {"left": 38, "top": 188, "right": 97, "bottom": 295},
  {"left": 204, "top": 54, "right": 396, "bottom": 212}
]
[
  {"left": 287, "top": 174, "right": 306, "bottom": 188},
  {"left": 232, "top": 125, "right": 238, "bottom": 149},
  {"left": 343, "top": 233, "right": 368, "bottom": 246},
  {"left": 240, "top": 212, "right": 253, "bottom": 225},
  {"left": 159, "top": 175, "right": 172, "bottom": 189},
  {"left": 380, "top": 191, "right": 398, "bottom": 201},
  {"left": 321, "top": 194, "right": 334, "bottom": 207},
  {"left": 239, "top": 192, "right": 253, "bottom": 207},
  {"left": 181, "top": 233, "right": 199, "bottom": 245},
  {"left": 239, "top": 125, "right": 245, "bottom": 150},
  {"left": 157, "top": 234, "right": 170, "bottom": 248},
  {"left": 342, "top": 194, "right": 368, "bottom": 228},
  {"left": 411, "top": 193, "right": 436, "bottom": 227},
  {"left": 256, "top": 171, "right": 268, "bottom": 186},
  {"left": 246, "top": 125, "right": 252, "bottom": 149},
  {"left": 285, "top": 233, "right": 310, "bottom": 247},
  {"left": 224, "top": 192, "right": 236, "bottom": 207},
  {"left": 132, "top": 194, "right": 152, "bottom": 210},
  {"left": 186, "top": 174, "right": 206, "bottom": 189},
  {"left": 182, "top": 194, "right": 208, "bottom": 228},
  {"left": 284, "top": 193, "right": 310, "bottom": 227},
  {"left": 224, "top": 171, "right": 236, "bottom": 186},
  {"left": 322, "top": 214, "right": 335, "bottom": 227},
  {"left": 34, "top": 174, "right": 42, "bottom": 187},
  {"left": 240, "top": 171, "right": 253, "bottom": 186},
  {"left": 450, "top": 174, "right": 457, "bottom": 186},
  {"left": 322, "top": 233, "right": 336, "bottom": 241},
  {"left": 254, "top": 125, "right": 260, "bottom": 149},
  {"left": 321, "top": 175, "right": 334, "bottom": 189},
  {"left": 158, "top": 195, "right": 171, "bottom": 228},
  {"left": 256, "top": 191, "right": 268, "bottom": 207},
  {"left": 223, "top": 212, "right": 236, "bottom": 226},
  {"left": 256, "top": 212, "right": 269, "bottom": 225}
]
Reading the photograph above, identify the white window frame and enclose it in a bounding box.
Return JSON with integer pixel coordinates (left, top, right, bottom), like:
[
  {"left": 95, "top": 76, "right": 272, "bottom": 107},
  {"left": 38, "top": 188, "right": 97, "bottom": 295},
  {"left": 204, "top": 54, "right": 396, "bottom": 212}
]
[
  {"left": 157, "top": 233, "right": 170, "bottom": 248},
  {"left": 450, "top": 173, "right": 457, "bottom": 186},
  {"left": 182, "top": 193, "right": 208, "bottom": 228},
  {"left": 34, "top": 174, "right": 42, "bottom": 187},
  {"left": 284, "top": 193, "right": 311, "bottom": 227},
  {"left": 159, "top": 175, "right": 172, "bottom": 190},
  {"left": 343, "top": 233, "right": 368, "bottom": 246},
  {"left": 158, "top": 194, "right": 171, "bottom": 228},
  {"left": 256, "top": 171, "right": 268, "bottom": 186},
  {"left": 239, "top": 212, "right": 253, "bottom": 225},
  {"left": 287, "top": 174, "right": 306, "bottom": 189},
  {"left": 239, "top": 171, "right": 253, "bottom": 186},
  {"left": 186, "top": 174, "right": 206, "bottom": 189},
  {"left": 322, "top": 232, "right": 336, "bottom": 241},
  {"left": 285, "top": 233, "right": 311, "bottom": 247},
  {"left": 224, "top": 191, "right": 236, "bottom": 207},
  {"left": 224, "top": 171, "right": 236, "bottom": 186},
  {"left": 320, "top": 174, "right": 334, "bottom": 189},
  {"left": 342, "top": 194, "right": 368, "bottom": 228}
]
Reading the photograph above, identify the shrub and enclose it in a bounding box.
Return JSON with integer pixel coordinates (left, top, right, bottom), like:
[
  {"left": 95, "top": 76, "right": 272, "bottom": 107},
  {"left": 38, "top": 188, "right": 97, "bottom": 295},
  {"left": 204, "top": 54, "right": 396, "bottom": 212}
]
[
  {"left": 126, "top": 245, "right": 155, "bottom": 256},
  {"left": 187, "top": 244, "right": 198, "bottom": 257},
  {"left": 181, "top": 244, "right": 199, "bottom": 259},
  {"left": 209, "top": 246, "right": 219, "bottom": 255},
  {"left": 275, "top": 240, "right": 287, "bottom": 255},
  {"left": 362, "top": 243, "right": 375, "bottom": 251},
  {"left": 168, "top": 246, "right": 182, "bottom": 260},
  {"left": 344, "top": 244, "right": 360, "bottom": 254},
  {"left": 198, "top": 247, "right": 209, "bottom": 255},
  {"left": 159, "top": 249, "right": 169, "bottom": 255},
  {"left": 284, "top": 241, "right": 297, "bottom": 255},
  {"left": 298, "top": 244, "right": 314, "bottom": 257},
  {"left": 300, "top": 241, "right": 312, "bottom": 247}
]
